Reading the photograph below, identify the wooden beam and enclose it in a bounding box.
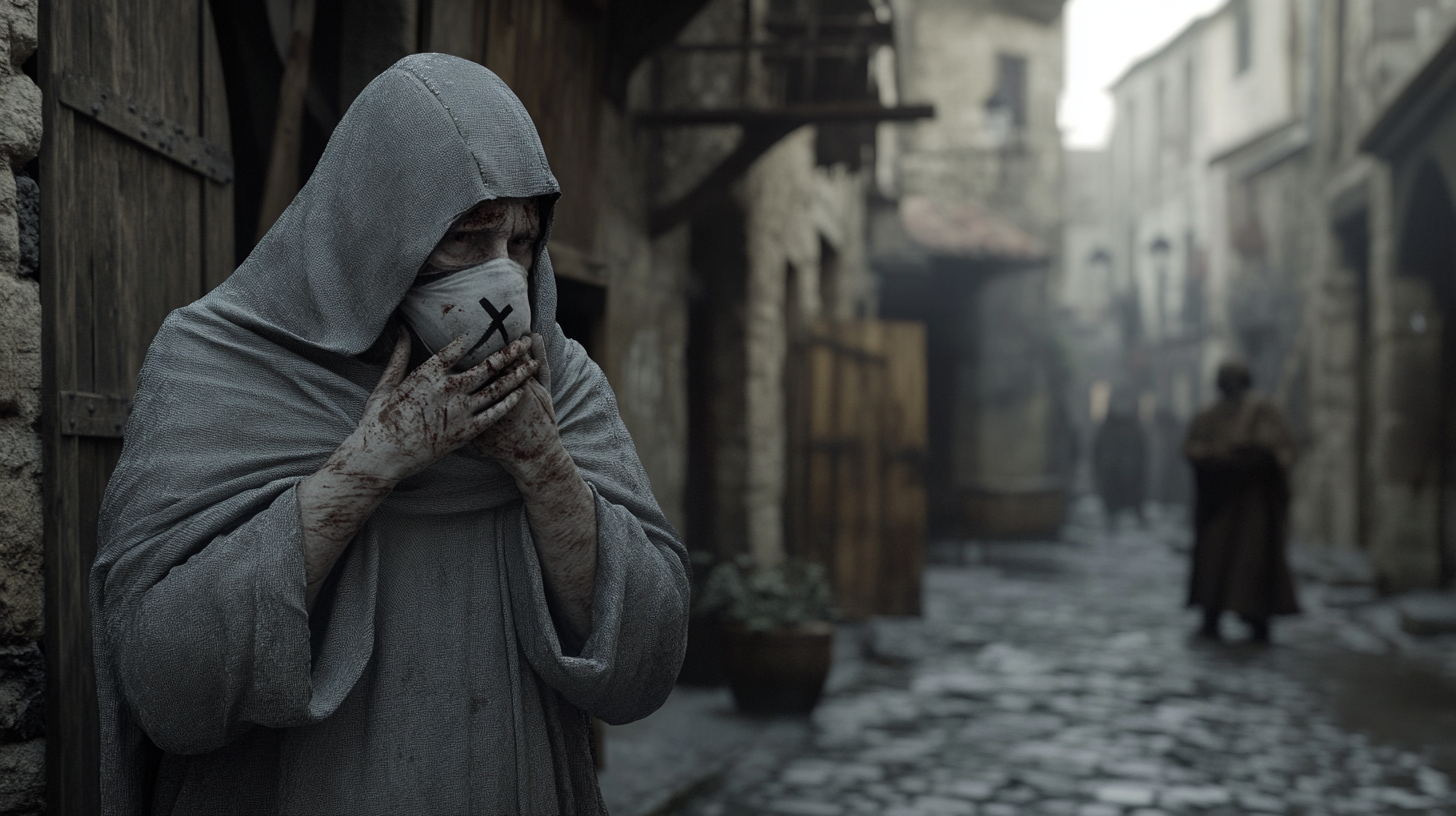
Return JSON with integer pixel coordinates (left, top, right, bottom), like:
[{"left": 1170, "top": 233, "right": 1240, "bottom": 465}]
[
  {"left": 255, "top": 0, "right": 316, "bottom": 241},
  {"left": 648, "top": 122, "right": 797, "bottom": 237},
  {"left": 637, "top": 102, "right": 934, "bottom": 128},
  {"left": 663, "top": 42, "right": 890, "bottom": 59}
]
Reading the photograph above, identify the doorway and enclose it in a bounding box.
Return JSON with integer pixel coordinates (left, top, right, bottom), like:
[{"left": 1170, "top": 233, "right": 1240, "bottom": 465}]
[{"left": 1398, "top": 162, "right": 1456, "bottom": 585}]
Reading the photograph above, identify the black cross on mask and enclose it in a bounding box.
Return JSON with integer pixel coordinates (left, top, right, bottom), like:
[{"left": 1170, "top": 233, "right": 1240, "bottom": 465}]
[{"left": 468, "top": 296, "right": 514, "bottom": 356}]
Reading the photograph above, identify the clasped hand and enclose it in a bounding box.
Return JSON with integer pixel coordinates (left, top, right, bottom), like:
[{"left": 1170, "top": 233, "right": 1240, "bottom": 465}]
[{"left": 349, "top": 330, "right": 557, "bottom": 484}]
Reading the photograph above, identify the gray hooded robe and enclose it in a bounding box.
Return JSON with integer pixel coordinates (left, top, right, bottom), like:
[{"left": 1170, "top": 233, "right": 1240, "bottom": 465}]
[{"left": 90, "top": 54, "right": 689, "bottom": 815}]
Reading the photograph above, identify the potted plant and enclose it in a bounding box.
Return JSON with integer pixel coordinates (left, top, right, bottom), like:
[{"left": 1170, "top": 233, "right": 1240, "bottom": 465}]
[{"left": 698, "top": 555, "right": 837, "bottom": 715}]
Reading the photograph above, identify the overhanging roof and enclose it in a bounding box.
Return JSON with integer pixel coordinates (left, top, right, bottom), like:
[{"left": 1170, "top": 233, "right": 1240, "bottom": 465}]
[
  {"left": 1362, "top": 25, "right": 1456, "bottom": 158},
  {"left": 899, "top": 196, "right": 1047, "bottom": 263}
]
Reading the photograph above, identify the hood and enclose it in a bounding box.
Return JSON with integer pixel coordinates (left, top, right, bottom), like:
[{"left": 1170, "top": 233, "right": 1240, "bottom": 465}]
[{"left": 209, "top": 52, "right": 563, "bottom": 358}]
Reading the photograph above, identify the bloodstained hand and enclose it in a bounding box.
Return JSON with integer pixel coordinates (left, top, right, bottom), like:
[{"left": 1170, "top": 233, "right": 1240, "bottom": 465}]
[
  {"left": 296, "top": 331, "right": 537, "bottom": 610},
  {"left": 471, "top": 333, "right": 599, "bottom": 641}
]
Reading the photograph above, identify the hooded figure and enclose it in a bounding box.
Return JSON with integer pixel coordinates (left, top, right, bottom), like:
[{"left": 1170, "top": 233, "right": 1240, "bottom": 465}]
[
  {"left": 90, "top": 54, "right": 688, "bottom": 815},
  {"left": 1092, "top": 392, "right": 1147, "bottom": 527},
  {"left": 1184, "top": 361, "right": 1299, "bottom": 642}
]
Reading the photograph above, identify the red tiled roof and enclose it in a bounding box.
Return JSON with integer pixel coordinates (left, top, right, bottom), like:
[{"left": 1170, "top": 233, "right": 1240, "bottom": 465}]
[{"left": 899, "top": 195, "right": 1047, "bottom": 262}]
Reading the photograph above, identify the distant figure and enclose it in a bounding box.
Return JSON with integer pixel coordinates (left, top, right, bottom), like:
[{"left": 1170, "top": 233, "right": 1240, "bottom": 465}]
[
  {"left": 1184, "top": 362, "right": 1300, "bottom": 643},
  {"left": 1092, "top": 395, "right": 1148, "bottom": 527}
]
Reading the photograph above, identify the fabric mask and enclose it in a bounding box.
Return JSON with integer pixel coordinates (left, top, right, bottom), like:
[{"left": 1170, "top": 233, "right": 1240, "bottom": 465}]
[{"left": 398, "top": 257, "right": 532, "bottom": 370}]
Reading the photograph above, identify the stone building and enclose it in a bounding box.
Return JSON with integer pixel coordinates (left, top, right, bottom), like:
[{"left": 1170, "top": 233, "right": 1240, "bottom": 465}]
[
  {"left": 873, "top": 0, "right": 1069, "bottom": 538},
  {"left": 1313, "top": 0, "right": 1456, "bottom": 589},
  {"left": 1202, "top": 0, "right": 1456, "bottom": 591},
  {"left": 1059, "top": 148, "right": 1123, "bottom": 494},
  {"left": 651, "top": 0, "right": 933, "bottom": 617},
  {"left": 13, "top": 0, "right": 926, "bottom": 807},
  {"left": 1096, "top": 0, "right": 1456, "bottom": 592},
  {"left": 1103, "top": 0, "right": 1316, "bottom": 510}
]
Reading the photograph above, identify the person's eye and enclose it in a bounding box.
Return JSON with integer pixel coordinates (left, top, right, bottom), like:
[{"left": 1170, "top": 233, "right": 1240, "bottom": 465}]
[{"left": 429, "top": 232, "right": 486, "bottom": 269}]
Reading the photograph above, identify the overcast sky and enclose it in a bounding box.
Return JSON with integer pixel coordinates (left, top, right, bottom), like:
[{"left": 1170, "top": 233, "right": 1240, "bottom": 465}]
[{"left": 1059, "top": 0, "right": 1226, "bottom": 149}]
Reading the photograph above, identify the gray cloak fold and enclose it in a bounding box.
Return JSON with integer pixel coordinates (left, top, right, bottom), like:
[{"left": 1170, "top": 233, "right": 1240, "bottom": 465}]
[{"left": 90, "top": 53, "right": 689, "bottom": 815}]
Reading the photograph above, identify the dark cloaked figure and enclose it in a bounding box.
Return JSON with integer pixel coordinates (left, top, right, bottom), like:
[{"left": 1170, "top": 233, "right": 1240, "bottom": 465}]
[
  {"left": 1092, "top": 397, "right": 1148, "bottom": 527},
  {"left": 1184, "top": 362, "right": 1300, "bottom": 642}
]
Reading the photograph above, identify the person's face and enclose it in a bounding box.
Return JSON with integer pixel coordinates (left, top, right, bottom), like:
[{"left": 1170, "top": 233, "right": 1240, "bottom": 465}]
[{"left": 421, "top": 197, "right": 541, "bottom": 277}]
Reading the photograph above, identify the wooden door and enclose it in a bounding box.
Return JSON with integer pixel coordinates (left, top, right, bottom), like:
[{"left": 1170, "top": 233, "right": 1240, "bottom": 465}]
[
  {"left": 39, "top": 2, "right": 233, "bottom": 811},
  {"left": 791, "top": 320, "right": 926, "bottom": 619}
]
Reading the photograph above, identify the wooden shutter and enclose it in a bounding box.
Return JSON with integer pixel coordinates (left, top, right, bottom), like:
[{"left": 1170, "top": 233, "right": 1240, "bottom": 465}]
[{"left": 39, "top": 2, "right": 233, "bottom": 811}]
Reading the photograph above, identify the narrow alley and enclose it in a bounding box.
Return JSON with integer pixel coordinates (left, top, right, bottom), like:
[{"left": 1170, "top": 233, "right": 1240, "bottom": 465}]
[{"left": 662, "top": 503, "right": 1456, "bottom": 816}]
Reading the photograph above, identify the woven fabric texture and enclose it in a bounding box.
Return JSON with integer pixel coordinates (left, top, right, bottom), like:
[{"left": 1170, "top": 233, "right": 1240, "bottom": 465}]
[{"left": 90, "top": 53, "right": 689, "bottom": 815}]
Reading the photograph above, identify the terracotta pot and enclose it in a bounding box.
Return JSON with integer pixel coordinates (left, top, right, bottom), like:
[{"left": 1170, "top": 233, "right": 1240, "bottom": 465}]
[{"left": 721, "top": 621, "right": 833, "bottom": 715}]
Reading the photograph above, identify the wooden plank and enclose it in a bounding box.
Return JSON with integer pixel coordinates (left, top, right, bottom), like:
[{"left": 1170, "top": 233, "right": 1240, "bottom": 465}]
[
  {"left": 805, "top": 334, "right": 839, "bottom": 572},
  {"left": 40, "top": 0, "right": 99, "bottom": 808},
  {"left": 548, "top": 240, "right": 608, "bottom": 285},
  {"left": 56, "top": 73, "right": 233, "bottom": 183},
  {"left": 797, "top": 320, "right": 922, "bottom": 619},
  {"left": 201, "top": 0, "right": 236, "bottom": 292},
  {"left": 425, "top": 0, "right": 489, "bottom": 63},
  {"left": 43, "top": 1, "right": 221, "bottom": 812},
  {"left": 832, "top": 322, "right": 877, "bottom": 620},
  {"left": 485, "top": 0, "right": 603, "bottom": 249},
  {"left": 99, "top": 0, "right": 205, "bottom": 400},
  {"left": 636, "top": 102, "right": 936, "bottom": 126},
  {"left": 878, "top": 321, "right": 927, "bottom": 616}
]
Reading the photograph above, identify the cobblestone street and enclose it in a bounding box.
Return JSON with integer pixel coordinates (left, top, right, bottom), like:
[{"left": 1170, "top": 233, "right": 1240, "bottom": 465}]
[{"left": 665, "top": 502, "right": 1456, "bottom": 816}]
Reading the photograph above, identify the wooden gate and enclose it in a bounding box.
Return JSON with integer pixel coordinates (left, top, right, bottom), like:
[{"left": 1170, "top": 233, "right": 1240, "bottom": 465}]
[
  {"left": 39, "top": 2, "right": 233, "bottom": 811},
  {"left": 787, "top": 320, "right": 927, "bottom": 619}
]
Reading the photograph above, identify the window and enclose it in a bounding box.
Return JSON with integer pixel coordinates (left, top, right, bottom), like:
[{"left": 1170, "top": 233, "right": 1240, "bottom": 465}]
[
  {"left": 1183, "top": 60, "right": 1195, "bottom": 157},
  {"left": 993, "top": 53, "right": 1028, "bottom": 128},
  {"left": 1154, "top": 77, "right": 1166, "bottom": 186},
  {"left": 1234, "top": 0, "right": 1253, "bottom": 74}
]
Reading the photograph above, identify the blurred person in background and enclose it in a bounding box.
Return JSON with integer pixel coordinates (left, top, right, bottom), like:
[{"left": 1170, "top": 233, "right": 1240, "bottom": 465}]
[
  {"left": 1092, "top": 391, "right": 1148, "bottom": 528},
  {"left": 1184, "top": 362, "right": 1299, "bottom": 643}
]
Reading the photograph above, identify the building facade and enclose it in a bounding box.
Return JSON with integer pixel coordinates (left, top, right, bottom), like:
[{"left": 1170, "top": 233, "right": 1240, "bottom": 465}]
[
  {"left": 1322, "top": 0, "right": 1456, "bottom": 589},
  {"left": 1101, "top": 0, "right": 1314, "bottom": 509},
  {"left": 874, "top": 0, "right": 1068, "bottom": 538},
  {"left": 1095, "top": 0, "right": 1456, "bottom": 592}
]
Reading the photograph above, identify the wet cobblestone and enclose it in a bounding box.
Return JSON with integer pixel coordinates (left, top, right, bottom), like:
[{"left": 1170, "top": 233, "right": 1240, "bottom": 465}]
[{"left": 667, "top": 504, "right": 1456, "bottom": 816}]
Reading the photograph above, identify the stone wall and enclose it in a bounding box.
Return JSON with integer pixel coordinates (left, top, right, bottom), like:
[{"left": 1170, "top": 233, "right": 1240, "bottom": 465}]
[
  {"left": 1294, "top": 0, "right": 1456, "bottom": 590},
  {"left": 0, "top": 0, "right": 45, "bottom": 812},
  {"left": 598, "top": 85, "right": 691, "bottom": 531},
  {"left": 893, "top": 0, "right": 1064, "bottom": 247}
]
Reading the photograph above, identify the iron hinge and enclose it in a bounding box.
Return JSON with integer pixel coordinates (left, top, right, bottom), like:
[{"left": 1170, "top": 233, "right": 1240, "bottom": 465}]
[
  {"left": 60, "top": 391, "right": 132, "bottom": 438},
  {"left": 57, "top": 73, "right": 234, "bottom": 185}
]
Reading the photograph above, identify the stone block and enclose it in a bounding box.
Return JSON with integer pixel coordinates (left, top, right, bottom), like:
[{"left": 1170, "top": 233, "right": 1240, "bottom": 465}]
[
  {"left": 768, "top": 799, "right": 843, "bottom": 816},
  {"left": 866, "top": 616, "right": 927, "bottom": 664},
  {"left": 1094, "top": 782, "right": 1156, "bottom": 806},
  {"left": 908, "top": 794, "right": 976, "bottom": 815},
  {"left": 1158, "top": 785, "right": 1231, "bottom": 807},
  {"left": 1, "top": 1, "right": 38, "bottom": 71},
  {"left": 0, "top": 475, "right": 41, "bottom": 644},
  {"left": 1396, "top": 592, "right": 1456, "bottom": 635},
  {"left": 0, "top": 271, "right": 41, "bottom": 421},
  {"left": 0, "top": 738, "right": 43, "bottom": 815},
  {"left": 0, "top": 644, "right": 42, "bottom": 743},
  {"left": 0, "top": 168, "right": 14, "bottom": 272},
  {"left": 14, "top": 174, "right": 34, "bottom": 278},
  {"left": 0, "top": 74, "right": 41, "bottom": 166}
]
